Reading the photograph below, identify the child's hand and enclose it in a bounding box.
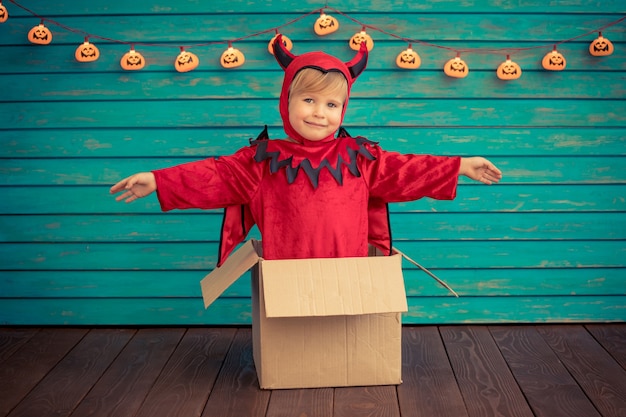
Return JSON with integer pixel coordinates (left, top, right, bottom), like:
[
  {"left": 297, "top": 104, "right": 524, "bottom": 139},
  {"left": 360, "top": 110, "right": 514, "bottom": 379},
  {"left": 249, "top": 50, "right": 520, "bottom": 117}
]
[
  {"left": 110, "top": 172, "right": 157, "bottom": 203},
  {"left": 459, "top": 157, "right": 502, "bottom": 185}
]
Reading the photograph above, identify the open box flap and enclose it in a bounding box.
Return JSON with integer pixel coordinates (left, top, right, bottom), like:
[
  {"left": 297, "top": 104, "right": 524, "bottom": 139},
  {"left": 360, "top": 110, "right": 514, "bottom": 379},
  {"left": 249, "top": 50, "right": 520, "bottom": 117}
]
[
  {"left": 261, "top": 253, "right": 408, "bottom": 318},
  {"left": 200, "top": 239, "right": 262, "bottom": 309}
]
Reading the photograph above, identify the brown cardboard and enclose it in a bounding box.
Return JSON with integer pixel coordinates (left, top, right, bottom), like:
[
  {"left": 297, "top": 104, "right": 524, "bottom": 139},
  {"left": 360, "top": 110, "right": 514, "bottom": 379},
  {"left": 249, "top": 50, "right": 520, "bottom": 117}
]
[{"left": 200, "top": 239, "right": 408, "bottom": 389}]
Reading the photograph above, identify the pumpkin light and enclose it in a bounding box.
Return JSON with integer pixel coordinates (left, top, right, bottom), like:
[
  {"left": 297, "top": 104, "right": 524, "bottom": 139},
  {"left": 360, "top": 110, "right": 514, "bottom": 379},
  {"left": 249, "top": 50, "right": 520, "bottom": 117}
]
[
  {"left": 444, "top": 55, "right": 469, "bottom": 78},
  {"left": 0, "top": 2, "right": 8, "bottom": 24},
  {"left": 120, "top": 47, "right": 146, "bottom": 71},
  {"left": 174, "top": 48, "right": 199, "bottom": 72},
  {"left": 396, "top": 45, "right": 421, "bottom": 69},
  {"left": 28, "top": 23, "right": 52, "bottom": 45},
  {"left": 268, "top": 33, "right": 293, "bottom": 55},
  {"left": 349, "top": 29, "right": 374, "bottom": 51},
  {"left": 314, "top": 12, "right": 339, "bottom": 36},
  {"left": 220, "top": 44, "right": 245, "bottom": 68},
  {"left": 496, "top": 56, "right": 521, "bottom": 80},
  {"left": 589, "top": 33, "right": 614, "bottom": 57},
  {"left": 542, "top": 48, "right": 566, "bottom": 71},
  {"left": 75, "top": 39, "right": 100, "bottom": 63}
]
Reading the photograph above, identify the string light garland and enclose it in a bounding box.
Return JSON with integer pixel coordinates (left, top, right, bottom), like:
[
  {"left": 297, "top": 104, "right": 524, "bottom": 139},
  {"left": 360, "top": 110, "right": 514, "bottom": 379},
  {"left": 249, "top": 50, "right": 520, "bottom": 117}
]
[
  {"left": 120, "top": 46, "right": 146, "bottom": 71},
  {"left": 174, "top": 47, "right": 199, "bottom": 73},
  {"left": 268, "top": 30, "right": 293, "bottom": 55},
  {"left": 395, "top": 44, "right": 421, "bottom": 70},
  {"left": 541, "top": 46, "right": 566, "bottom": 71},
  {"left": 0, "top": 1, "right": 8, "bottom": 23},
  {"left": 444, "top": 54, "right": 469, "bottom": 78},
  {"left": 589, "top": 32, "right": 614, "bottom": 56},
  {"left": 2, "top": 0, "right": 624, "bottom": 76},
  {"left": 27, "top": 21, "right": 52, "bottom": 44},
  {"left": 220, "top": 42, "right": 245, "bottom": 69},
  {"left": 75, "top": 37, "right": 100, "bottom": 62},
  {"left": 314, "top": 12, "right": 339, "bottom": 36},
  {"left": 496, "top": 55, "right": 522, "bottom": 80},
  {"left": 349, "top": 27, "right": 374, "bottom": 51}
]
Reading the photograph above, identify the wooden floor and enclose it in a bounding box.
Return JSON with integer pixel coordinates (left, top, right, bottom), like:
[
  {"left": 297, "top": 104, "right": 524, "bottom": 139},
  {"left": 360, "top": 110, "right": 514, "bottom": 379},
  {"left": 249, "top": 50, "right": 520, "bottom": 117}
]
[{"left": 1, "top": 324, "right": 625, "bottom": 417}]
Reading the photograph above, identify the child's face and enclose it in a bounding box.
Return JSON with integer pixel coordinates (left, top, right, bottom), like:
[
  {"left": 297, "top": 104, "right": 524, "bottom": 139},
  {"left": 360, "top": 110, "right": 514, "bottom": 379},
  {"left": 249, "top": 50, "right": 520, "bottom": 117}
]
[{"left": 287, "top": 90, "right": 345, "bottom": 142}]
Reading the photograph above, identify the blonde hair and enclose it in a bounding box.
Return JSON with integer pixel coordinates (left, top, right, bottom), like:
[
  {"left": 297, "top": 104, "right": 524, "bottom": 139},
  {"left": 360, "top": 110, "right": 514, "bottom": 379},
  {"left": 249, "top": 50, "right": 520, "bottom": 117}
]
[{"left": 289, "top": 68, "right": 348, "bottom": 103}]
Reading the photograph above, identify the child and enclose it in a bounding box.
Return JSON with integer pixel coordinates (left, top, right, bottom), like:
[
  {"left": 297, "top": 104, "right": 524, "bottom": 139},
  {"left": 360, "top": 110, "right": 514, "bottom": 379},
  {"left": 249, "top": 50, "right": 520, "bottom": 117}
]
[{"left": 110, "top": 36, "right": 502, "bottom": 265}]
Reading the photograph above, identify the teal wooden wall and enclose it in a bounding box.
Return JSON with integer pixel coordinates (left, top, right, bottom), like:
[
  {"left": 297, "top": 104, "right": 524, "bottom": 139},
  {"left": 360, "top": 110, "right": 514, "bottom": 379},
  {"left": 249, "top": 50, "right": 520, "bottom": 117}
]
[{"left": 1, "top": 0, "right": 625, "bottom": 325}]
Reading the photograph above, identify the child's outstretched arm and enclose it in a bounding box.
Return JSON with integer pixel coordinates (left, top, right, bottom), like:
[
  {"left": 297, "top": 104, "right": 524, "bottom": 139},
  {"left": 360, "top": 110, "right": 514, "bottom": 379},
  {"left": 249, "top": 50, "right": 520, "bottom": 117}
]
[
  {"left": 110, "top": 172, "right": 157, "bottom": 203},
  {"left": 459, "top": 157, "right": 502, "bottom": 185}
]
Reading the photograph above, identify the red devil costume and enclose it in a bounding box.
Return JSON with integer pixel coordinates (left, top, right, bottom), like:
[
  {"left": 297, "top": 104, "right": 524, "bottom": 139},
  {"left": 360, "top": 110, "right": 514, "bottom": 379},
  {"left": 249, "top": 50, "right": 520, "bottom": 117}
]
[{"left": 153, "top": 36, "right": 461, "bottom": 265}]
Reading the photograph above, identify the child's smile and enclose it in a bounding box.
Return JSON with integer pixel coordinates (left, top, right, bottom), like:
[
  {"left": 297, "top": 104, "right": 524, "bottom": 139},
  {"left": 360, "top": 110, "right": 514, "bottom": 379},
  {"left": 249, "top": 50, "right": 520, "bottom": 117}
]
[{"left": 305, "top": 120, "right": 327, "bottom": 128}]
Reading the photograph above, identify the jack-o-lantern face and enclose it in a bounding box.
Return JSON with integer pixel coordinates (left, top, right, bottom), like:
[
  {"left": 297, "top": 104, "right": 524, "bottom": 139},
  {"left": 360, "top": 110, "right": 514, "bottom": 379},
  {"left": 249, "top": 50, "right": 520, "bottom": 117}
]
[
  {"left": 541, "top": 50, "right": 566, "bottom": 71},
  {"left": 268, "top": 33, "right": 293, "bottom": 55},
  {"left": 589, "top": 35, "right": 614, "bottom": 57},
  {"left": 0, "top": 5, "right": 8, "bottom": 24},
  {"left": 120, "top": 49, "right": 146, "bottom": 70},
  {"left": 314, "top": 13, "right": 339, "bottom": 36},
  {"left": 444, "top": 57, "right": 469, "bottom": 78},
  {"left": 349, "top": 31, "right": 374, "bottom": 51},
  {"left": 496, "top": 59, "right": 521, "bottom": 80},
  {"left": 396, "top": 47, "right": 421, "bottom": 69},
  {"left": 174, "top": 50, "right": 199, "bottom": 72},
  {"left": 75, "top": 42, "right": 100, "bottom": 62},
  {"left": 28, "top": 24, "right": 52, "bottom": 45},
  {"left": 220, "top": 46, "right": 245, "bottom": 68}
]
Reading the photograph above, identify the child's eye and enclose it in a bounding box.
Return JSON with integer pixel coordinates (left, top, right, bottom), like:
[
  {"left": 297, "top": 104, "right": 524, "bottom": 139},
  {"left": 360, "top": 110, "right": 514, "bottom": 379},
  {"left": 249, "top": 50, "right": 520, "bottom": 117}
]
[
  {"left": 327, "top": 102, "right": 338, "bottom": 108},
  {"left": 303, "top": 98, "right": 314, "bottom": 103}
]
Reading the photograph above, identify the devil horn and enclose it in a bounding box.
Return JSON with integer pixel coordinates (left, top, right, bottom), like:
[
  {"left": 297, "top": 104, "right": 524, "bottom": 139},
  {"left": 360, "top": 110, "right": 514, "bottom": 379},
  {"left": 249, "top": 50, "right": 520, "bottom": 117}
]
[
  {"left": 272, "top": 34, "right": 295, "bottom": 70},
  {"left": 346, "top": 41, "right": 368, "bottom": 80}
]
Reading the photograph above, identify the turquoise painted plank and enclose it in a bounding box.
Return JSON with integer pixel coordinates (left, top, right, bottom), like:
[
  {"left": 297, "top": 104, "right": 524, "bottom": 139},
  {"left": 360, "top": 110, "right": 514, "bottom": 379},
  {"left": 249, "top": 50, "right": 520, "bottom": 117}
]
[
  {"left": 2, "top": 184, "right": 625, "bottom": 214},
  {"left": 390, "top": 212, "right": 626, "bottom": 240},
  {"left": 2, "top": 41, "right": 624, "bottom": 73},
  {"left": 6, "top": 71, "right": 626, "bottom": 101},
  {"left": 2, "top": 127, "right": 623, "bottom": 158},
  {"left": 1, "top": 241, "right": 624, "bottom": 270},
  {"left": 0, "top": 297, "right": 252, "bottom": 326},
  {"left": 2, "top": 13, "right": 623, "bottom": 46},
  {"left": 0, "top": 214, "right": 223, "bottom": 242},
  {"left": 402, "top": 268, "right": 626, "bottom": 297},
  {"left": 404, "top": 295, "right": 626, "bottom": 323},
  {"left": 2, "top": 268, "right": 624, "bottom": 298},
  {"left": 0, "top": 127, "right": 261, "bottom": 158},
  {"left": 392, "top": 184, "right": 626, "bottom": 213},
  {"left": 6, "top": 0, "right": 626, "bottom": 14},
  {"left": 0, "top": 186, "right": 166, "bottom": 215},
  {"left": 3, "top": 99, "right": 625, "bottom": 129},
  {"left": 1, "top": 295, "right": 624, "bottom": 325},
  {"left": 2, "top": 212, "right": 624, "bottom": 242},
  {"left": 2, "top": 156, "right": 624, "bottom": 185},
  {"left": 0, "top": 270, "right": 252, "bottom": 299}
]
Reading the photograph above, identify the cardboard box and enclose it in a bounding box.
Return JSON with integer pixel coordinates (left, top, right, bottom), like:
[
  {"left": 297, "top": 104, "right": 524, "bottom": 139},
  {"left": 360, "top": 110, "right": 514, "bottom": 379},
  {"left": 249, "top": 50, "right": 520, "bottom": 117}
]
[{"left": 200, "top": 239, "right": 408, "bottom": 389}]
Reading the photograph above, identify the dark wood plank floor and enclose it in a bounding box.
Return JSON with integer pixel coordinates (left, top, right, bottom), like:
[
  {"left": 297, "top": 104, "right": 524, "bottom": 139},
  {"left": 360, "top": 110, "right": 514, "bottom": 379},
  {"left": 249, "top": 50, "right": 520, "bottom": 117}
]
[{"left": 1, "top": 324, "right": 624, "bottom": 417}]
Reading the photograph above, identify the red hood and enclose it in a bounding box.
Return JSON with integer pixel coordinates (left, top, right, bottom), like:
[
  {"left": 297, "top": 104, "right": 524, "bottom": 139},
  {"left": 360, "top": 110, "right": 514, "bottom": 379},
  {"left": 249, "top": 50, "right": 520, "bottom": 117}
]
[{"left": 272, "top": 35, "right": 368, "bottom": 145}]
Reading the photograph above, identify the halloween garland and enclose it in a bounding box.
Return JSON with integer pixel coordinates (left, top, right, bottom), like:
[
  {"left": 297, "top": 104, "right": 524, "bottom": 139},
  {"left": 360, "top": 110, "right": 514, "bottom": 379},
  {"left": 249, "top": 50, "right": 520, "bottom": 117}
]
[{"left": 1, "top": 0, "right": 624, "bottom": 79}]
